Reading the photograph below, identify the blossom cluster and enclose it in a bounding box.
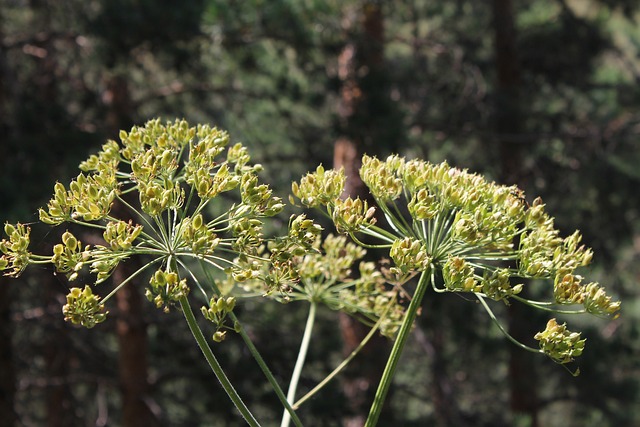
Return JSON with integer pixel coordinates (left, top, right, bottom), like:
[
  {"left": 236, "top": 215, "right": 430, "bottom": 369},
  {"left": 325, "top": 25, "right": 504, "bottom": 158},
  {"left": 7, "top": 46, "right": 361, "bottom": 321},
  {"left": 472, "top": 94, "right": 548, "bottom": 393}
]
[
  {"left": 1, "top": 119, "right": 297, "bottom": 334},
  {"left": 4, "top": 120, "right": 406, "bottom": 349},
  {"left": 234, "top": 233, "right": 405, "bottom": 338},
  {"left": 292, "top": 154, "right": 620, "bottom": 365}
]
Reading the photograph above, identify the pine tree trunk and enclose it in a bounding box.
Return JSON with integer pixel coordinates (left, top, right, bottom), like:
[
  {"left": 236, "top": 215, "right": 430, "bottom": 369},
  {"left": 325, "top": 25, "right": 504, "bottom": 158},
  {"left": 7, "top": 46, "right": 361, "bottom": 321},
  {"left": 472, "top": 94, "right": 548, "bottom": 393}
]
[
  {"left": 334, "top": 3, "right": 394, "bottom": 426},
  {"left": 114, "top": 267, "right": 155, "bottom": 427},
  {"left": 429, "top": 328, "right": 460, "bottom": 427},
  {"left": 103, "top": 76, "right": 156, "bottom": 426}
]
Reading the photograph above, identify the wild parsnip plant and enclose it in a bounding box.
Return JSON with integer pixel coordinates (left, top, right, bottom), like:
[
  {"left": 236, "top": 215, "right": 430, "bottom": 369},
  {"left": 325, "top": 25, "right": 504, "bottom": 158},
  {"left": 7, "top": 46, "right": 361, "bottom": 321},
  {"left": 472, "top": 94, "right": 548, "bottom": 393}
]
[
  {"left": 292, "top": 154, "right": 620, "bottom": 426},
  {"left": 0, "top": 119, "right": 621, "bottom": 426}
]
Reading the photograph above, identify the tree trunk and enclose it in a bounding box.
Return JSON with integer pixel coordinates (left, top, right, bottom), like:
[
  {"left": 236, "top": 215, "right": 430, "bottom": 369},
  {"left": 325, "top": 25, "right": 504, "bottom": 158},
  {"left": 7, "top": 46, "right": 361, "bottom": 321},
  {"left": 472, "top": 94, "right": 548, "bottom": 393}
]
[
  {"left": 492, "top": 1, "right": 539, "bottom": 425},
  {"left": 334, "top": 3, "right": 396, "bottom": 426},
  {"left": 103, "top": 75, "right": 156, "bottom": 426},
  {"left": 493, "top": 0, "right": 523, "bottom": 183},
  {"left": 429, "top": 327, "right": 460, "bottom": 427},
  {"left": 114, "top": 265, "right": 156, "bottom": 427}
]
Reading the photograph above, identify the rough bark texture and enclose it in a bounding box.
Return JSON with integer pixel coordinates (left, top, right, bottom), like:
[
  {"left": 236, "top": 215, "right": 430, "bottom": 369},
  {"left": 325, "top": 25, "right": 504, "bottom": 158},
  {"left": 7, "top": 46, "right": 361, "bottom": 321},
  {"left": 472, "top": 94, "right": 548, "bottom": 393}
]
[
  {"left": 104, "top": 76, "right": 156, "bottom": 427},
  {"left": 114, "top": 266, "right": 156, "bottom": 427},
  {"left": 492, "top": 1, "right": 539, "bottom": 425},
  {"left": 334, "top": 3, "right": 394, "bottom": 426}
]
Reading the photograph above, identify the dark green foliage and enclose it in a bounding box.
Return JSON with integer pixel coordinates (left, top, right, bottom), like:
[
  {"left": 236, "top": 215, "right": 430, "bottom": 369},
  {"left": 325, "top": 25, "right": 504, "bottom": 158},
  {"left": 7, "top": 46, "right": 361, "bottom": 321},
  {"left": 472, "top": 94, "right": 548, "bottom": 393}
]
[{"left": 90, "top": 0, "right": 207, "bottom": 66}]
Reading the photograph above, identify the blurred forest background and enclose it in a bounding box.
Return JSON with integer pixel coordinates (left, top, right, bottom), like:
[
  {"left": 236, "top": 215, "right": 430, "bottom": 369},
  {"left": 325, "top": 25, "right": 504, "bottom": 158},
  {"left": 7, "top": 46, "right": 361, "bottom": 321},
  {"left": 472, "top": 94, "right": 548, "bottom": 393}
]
[{"left": 0, "top": 0, "right": 639, "bottom": 426}]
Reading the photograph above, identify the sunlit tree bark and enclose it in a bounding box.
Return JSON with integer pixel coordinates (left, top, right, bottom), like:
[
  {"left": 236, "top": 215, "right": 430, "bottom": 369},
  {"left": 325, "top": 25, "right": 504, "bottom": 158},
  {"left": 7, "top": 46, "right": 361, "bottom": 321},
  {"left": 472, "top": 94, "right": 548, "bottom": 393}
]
[
  {"left": 333, "top": 2, "right": 396, "bottom": 426},
  {"left": 104, "top": 76, "right": 157, "bottom": 427}
]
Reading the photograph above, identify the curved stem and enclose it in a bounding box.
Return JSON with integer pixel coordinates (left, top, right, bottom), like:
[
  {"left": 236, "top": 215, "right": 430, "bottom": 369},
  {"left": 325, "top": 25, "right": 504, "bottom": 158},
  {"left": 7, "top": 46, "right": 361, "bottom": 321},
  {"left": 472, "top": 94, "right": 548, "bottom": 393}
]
[
  {"left": 365, "top": 267, "right": 431, "bottom": 427},
  {"left": 511, "top": 295, "right": 587, "bottom": 314},
  {"left": 231, "top": 312, "right": 305, "bottom": 427},
  {"left": 177, "top": 258, "right": 209, "bottom": 301},
  {"left": 429, "top": 266, "right": 447, "bottom": 293},
  {"left": 348, "top": 232, "right": 393, "bottom": 249},
  {"left": 364, "top": 224, "right": 402, "bottom": 242},
  {"left": 388, "top": 199, "right": 414, "bottom": 238},
  {"left": 179, "top": 295, "right": 261, "bottom": 427},
  {"left": 475, "top": 294, "right": 542, "bottom": 354},
  {"left": 115, "top": 194, "right": 161, "bottom": 238},
  {"left": 198, "top": 261, "right": 304, "bottom": 427},
  {"left": 379, "top": 203, "right": 409, "bottom": 237},
  {"left": 280, "top": 301, "right": 317, "bottom": 427}
]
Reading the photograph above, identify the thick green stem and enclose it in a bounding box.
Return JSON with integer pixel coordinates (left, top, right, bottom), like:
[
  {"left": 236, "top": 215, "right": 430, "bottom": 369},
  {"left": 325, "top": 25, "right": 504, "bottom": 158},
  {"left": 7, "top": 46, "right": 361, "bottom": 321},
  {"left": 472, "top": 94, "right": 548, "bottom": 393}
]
[
  {"left": 179, "top": 296, "right": 260, "bottom": 427},
  {"left": 364, "top": 267, "right": 431, "bottom": 427},
  {"left": 280, "top": 301, "right": 317, "bottom": 427}
]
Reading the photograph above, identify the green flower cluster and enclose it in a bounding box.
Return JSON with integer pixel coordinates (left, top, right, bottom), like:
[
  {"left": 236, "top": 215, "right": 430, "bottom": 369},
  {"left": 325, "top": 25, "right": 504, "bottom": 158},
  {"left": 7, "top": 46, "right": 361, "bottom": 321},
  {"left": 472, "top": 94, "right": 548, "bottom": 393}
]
[
  {"left": 0, "top": 119, "right": 625, "bottom": 425},
  {"left": 534, "top": 318, "right": 586, "bottom": 364},
  {"left": 201, "top": 296, "right": 238, "bottom": 342},
  {"left": 234, "top": 233, "right": 405, "bottom": 338},
  {"left": 291, "top": 164, "right": 345, "bottom": 208},
  {"left": 292, "top": 154, "right": 620, "bottom": 366},
  {"left": 390, "top": 237, "right": 431, "bottom": 276},
  {"left": 228, "top": 214, "right": 323, "bottom": 297},
  {"left": 0, "top": 223, "right": 32, "bottom": 277},
  {"left": 103, "top": 220, "right": 143, "bottom": 251},
  {"left": 147, "top": 270, "right": 190, "bottom": 312},
  {"left": 443, "top": 256, "right": 481, "bottom": 293},
  {"left": 332, "top": 197, "right": 377, "bottom": 234},
  {"left": 1, "top": 119, "right": 300, "bottom": 340},
  {"left": 52, "top": 231, "right": 90, "bottom": 281},
  {"left": 62, "top": 285, "right": 108, "bottom": 328}
]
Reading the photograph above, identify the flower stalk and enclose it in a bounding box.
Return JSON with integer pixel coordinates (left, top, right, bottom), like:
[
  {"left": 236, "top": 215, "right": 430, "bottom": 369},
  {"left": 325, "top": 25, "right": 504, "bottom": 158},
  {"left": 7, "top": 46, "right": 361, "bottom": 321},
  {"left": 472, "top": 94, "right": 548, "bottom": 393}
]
[
  {"left": 179, "top": 295, "right": 260, "bottom": 426},
  {"left": 280, "top": 302, "right": 317, "bottom": 427}
]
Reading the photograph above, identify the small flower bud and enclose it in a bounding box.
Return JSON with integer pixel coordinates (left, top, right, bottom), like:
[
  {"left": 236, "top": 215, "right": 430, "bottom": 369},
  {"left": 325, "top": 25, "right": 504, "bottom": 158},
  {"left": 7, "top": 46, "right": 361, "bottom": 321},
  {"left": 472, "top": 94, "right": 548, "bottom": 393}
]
[{"left": 213, "top": 330, "right": 227, "bottom": 342}]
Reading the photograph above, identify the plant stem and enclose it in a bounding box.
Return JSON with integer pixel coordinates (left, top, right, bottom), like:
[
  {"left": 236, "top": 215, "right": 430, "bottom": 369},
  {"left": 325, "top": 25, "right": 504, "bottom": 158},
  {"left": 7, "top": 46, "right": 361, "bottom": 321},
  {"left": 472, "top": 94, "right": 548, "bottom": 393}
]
[
  {"left": 280, "top": 301, "right": 317, "bottom": 427},
  {"left": 197, "top": 261, "right": 304, "bottom": 427},
  {"left": 179, "top": 295, "right": 261, "bottom": 427},
  {"left": 231, "top": 311, "right": 305, "bottom": 427},
  {"left": 364, "top": 267, "right": 431, "bottom": 427},
  {"left": 293, "top": 298, "right": 390, "bottom": 410},
  {"left": 475, "top": 294, "right": 543, "bottom": 354}
]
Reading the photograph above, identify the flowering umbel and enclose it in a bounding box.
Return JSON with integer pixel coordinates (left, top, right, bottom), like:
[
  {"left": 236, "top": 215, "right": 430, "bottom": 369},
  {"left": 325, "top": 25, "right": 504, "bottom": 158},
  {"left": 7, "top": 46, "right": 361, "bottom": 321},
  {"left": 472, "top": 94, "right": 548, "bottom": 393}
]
[
  {"left": 233, "top": 233, "right": 405, "bottom": 338},
  {"left": 0, "top": 119, "right": 316, "bottom": 341},
  {"left": 3, "top": 119, "right": 404, "bottom": 426},
  {"left": 0, "top": 119, "right": 625, "bottom": 426},
  {"left": 292, "top": 154, "right": 620, "bottom": 367}
]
